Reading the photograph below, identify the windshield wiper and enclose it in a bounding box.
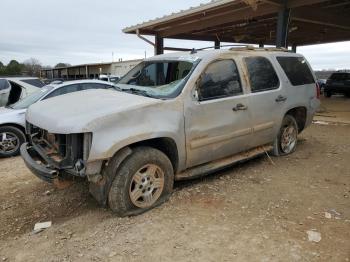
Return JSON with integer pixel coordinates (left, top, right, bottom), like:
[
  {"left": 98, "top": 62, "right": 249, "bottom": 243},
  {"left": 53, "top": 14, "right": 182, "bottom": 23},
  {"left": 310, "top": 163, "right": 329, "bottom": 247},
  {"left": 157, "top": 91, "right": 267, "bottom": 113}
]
[{"left": 122, "top": 88, "right": 153, "bottom": 98}]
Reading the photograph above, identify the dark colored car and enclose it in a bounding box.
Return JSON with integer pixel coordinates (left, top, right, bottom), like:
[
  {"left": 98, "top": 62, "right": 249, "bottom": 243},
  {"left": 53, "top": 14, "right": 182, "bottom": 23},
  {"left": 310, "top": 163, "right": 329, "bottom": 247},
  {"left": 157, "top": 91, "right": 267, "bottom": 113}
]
[{"left": 324, "top": 72, "right": 350, "bottom": 98}]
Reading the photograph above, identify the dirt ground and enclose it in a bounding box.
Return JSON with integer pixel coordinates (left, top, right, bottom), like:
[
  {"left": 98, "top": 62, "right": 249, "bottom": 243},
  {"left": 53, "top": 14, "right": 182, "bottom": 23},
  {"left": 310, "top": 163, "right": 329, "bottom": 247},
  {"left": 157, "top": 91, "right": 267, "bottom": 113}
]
[{"left": 1, "top": 99, "right": 350, "bottom": 262}]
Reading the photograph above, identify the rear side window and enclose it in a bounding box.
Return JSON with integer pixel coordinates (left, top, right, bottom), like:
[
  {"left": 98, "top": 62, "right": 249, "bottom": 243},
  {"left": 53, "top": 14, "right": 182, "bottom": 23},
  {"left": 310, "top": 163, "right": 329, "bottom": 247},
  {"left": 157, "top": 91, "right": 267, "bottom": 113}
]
[
  {"left": 198, "top": 59, "right": 243, "bottom": 101},
  {"left": 21, "top": 79, "right": 45, "bottom": 87},
  {"left": 0, "top": 79, "right": 10, "bottom": 90},
  {"left": 277, "top": 57, "right": 315, "bottom": 86},
  {"left": 245, "top": 57, "right": 279, "bottom": 92},
  {"left": 44, "top": 84, "right": 80, "bottom": 99},
  {"left": 81, "top": 83, "right": 111, "bottom": 90},
  {"left": 329, "top": 73, "right": 350, "bottom": 81}
]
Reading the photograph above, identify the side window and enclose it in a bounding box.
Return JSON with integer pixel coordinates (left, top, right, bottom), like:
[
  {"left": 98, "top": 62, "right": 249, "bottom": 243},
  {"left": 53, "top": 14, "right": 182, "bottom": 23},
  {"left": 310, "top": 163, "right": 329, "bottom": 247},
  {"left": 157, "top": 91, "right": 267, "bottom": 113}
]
[
  {"left": 198, "top": 60, "right": 242, "bottom": 101},
  {"left": 44, "top": 84, "right": 80, "bottom": 99},
  {"left": 81, "top": 83, "right": 110, "bottom": 90},
  {"left": 245, "top": 57, "right": 279, "bottom": 92},
  {"left": 277, "top": 56, "right": 315, "bottom": 86},
  {"left": 0, "top": 79, "right": 10, "bottom": 90}
]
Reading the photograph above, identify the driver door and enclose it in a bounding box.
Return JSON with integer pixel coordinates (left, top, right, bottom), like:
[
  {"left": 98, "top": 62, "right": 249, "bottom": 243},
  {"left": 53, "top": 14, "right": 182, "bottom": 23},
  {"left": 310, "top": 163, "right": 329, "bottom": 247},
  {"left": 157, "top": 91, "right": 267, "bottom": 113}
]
[{"left": 184, "top": 59, "right": 253, "bottom": 168}]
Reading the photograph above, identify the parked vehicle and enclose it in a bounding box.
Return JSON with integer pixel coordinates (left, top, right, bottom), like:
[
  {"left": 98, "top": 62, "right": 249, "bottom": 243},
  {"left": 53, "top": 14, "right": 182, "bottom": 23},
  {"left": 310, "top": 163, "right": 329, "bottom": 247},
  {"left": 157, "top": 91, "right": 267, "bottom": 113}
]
[
  {"left": 0, "top": 80, "right": 115, "bottom": 157},
  {"left": 0, "top": 77, "right": 44, "bottom": 107},
  {"left": 324, "top": 72, "right": 350, "bottom": 98},
  {"left": 99, "top": 74, "right": 120, "bottom": 83},
  {"left": 21, "top": 48, "right": 320, "bottom": 216}
]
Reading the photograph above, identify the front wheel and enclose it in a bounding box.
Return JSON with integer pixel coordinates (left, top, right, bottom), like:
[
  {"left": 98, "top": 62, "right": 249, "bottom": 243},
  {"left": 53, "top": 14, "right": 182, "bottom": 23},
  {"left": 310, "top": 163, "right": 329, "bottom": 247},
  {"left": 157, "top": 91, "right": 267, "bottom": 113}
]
[
  {"left": 325, "top": 91, "right": 332, "bottom": 98},
  {"left": 272, "top": 115, "right": 298, "bottom": 156},
  {"left": 0, "top": 126, "right": 26, "bottom": 158},
  {"left": 108, "top": 147, "right": 174, "bottom": 217}
]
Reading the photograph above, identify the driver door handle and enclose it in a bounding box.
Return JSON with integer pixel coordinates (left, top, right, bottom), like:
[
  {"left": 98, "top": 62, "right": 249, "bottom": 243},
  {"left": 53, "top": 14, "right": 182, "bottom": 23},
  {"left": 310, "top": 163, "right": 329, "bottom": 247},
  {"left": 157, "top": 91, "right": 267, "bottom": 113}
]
[{"left": 233, "top": 103, "right": 248, "bottom": 111}]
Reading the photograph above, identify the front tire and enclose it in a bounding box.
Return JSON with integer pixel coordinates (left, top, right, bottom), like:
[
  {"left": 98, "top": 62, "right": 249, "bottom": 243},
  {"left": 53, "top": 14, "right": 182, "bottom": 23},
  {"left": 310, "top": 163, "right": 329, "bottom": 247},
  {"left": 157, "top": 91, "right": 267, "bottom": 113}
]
[
  {"left": 272, "top": 115, "right": 298, "bottom": 156},
  {"left": 325, "top": 91, "right": 332, "bottom": 98},
  {"left": 0, "top": 126, "right": 26, "bottom": 158},
  {"left": 108, "top": 147, "right": 174, "bottom": 217}
]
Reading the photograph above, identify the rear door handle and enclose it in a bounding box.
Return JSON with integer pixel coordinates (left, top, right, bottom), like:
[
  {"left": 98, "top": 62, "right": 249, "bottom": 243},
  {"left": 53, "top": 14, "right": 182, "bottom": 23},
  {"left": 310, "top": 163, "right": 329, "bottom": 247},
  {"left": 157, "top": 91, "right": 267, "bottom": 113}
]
[
  {"left": 275, "top": 95, "right": 287, "bottom": 103},
  {"left": 233, "top": 103, "right": 248, "bottom": 111}
]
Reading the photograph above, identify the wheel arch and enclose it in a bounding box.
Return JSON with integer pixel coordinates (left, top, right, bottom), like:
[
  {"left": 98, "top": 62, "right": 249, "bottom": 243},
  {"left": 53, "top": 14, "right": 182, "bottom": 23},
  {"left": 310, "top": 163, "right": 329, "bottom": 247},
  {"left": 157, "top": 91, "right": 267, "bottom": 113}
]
[
  {"left": 0, "top": 123, "right": 26, "bottom": 135},
  {"left": 284, "top": 107, "right": 307, "bottom": 133}
]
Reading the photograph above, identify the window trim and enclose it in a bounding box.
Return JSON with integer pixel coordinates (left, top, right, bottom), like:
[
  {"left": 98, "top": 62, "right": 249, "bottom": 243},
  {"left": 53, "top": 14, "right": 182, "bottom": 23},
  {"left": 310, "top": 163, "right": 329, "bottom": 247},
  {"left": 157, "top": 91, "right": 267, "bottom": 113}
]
[
  {"left": 196, "top": 58, "right": 244, "bottom": 102},
  {"left": 244, "top": 56, "right": 280, "bottom": 93}
]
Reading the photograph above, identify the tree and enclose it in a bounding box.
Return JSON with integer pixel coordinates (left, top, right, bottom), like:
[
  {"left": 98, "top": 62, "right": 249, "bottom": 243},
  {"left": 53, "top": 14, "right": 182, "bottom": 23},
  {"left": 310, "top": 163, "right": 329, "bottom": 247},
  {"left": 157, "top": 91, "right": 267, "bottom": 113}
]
[
  {"left": 5, "top": 60, "right": 23, "bottom": 76},
  {"left": 55, "top": 63, "right": 71, "bottom": 68},
  {"left": 0, "top": 61, "right": 4, "bottom": 68},
  {"left": 23, "top": 58, "right": 42, "bottom": 77}
]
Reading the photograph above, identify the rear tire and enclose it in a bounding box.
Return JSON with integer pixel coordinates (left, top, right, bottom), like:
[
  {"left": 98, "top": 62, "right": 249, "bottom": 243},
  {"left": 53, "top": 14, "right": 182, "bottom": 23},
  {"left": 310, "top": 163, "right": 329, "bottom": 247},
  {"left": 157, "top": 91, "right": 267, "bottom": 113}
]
[
  {"left": 108, "top": 147, "right": 174, "bottom": 217},
  {"left": 0, "top": 126, "right": 26, "bottom": 158},
  {"left": 272, "top": 115, "right": 298, "bottom": 156}
]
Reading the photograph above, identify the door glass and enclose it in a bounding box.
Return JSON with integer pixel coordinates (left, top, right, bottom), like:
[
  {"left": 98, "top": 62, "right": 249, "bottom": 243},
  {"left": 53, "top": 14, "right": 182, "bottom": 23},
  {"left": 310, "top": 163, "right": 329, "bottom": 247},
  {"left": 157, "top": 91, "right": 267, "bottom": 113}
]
[
  {"left": 44, "top": 84, "right": 80, "bottom": 99},
  {"left": 81, "top": 83, "right": 111, "bottom": 90},
  {"left": 245, "top": 57, "right": 279, "bottom": 92},
  {"left": 198, "top": 60, "right": 242, "bottom": 101}
]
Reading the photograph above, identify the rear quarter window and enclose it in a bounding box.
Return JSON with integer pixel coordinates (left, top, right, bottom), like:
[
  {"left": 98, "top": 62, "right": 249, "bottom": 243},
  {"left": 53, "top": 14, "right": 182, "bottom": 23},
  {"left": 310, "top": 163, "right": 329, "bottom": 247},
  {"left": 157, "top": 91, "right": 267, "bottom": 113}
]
[
  {"left": 0, "top": 79, "right": 10, "bottom": 90},
  {"left": 277, "top": 56, "right": 315, "bottom": 86}
]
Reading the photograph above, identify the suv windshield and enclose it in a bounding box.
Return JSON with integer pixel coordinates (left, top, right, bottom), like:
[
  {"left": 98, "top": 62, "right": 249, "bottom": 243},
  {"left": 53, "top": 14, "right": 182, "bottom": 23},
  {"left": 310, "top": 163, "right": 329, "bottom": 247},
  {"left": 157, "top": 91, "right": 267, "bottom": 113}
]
[
  {"left": 117, "top": 60, "right": 195, "bottom": 98},
  {"left": 8, "top": 86, "right": 54, "bottom": 109}
]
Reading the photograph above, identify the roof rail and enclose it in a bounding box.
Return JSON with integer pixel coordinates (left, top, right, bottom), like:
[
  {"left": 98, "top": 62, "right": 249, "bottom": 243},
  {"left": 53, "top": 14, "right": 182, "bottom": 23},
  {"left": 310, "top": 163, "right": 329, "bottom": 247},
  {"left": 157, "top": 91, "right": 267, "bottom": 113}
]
[{"left": 189, "top": 45, "right": 290, "bottom": 54}]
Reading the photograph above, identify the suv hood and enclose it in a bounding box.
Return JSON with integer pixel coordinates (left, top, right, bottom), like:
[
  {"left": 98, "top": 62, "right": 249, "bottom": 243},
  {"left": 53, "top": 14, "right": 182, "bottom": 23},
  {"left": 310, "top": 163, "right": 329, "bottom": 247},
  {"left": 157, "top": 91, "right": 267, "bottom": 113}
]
[{"left": 26, "top": 89, "right": 161, "bottom": 134}]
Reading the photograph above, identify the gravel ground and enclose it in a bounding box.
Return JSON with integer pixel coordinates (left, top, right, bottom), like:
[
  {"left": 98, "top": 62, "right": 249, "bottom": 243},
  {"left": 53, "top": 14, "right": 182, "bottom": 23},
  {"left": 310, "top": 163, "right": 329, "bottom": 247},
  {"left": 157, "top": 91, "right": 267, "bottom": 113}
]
[{"left": 0, "top": 123, "right": 349, "bottom": 262}]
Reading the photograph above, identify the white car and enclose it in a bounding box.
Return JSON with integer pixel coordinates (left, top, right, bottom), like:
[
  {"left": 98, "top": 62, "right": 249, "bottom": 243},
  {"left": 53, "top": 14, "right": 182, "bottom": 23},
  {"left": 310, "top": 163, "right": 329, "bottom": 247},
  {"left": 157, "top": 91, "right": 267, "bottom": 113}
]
[
  {"left": 0, "top": 80, "right": 115, "bottom": 157},
  {"left": 0, "top": 77, "right": 44, "bottom": 107}
]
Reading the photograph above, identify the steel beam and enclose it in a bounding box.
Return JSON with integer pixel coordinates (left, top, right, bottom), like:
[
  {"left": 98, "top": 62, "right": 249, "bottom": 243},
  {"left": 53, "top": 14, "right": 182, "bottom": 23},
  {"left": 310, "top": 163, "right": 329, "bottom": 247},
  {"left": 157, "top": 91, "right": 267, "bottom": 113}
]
[
  {"left": 276, "top": 0, "right": 290, "bottom": 48},
  {"left": 155, "top": 35, "right": 164, "bottom": 55}
]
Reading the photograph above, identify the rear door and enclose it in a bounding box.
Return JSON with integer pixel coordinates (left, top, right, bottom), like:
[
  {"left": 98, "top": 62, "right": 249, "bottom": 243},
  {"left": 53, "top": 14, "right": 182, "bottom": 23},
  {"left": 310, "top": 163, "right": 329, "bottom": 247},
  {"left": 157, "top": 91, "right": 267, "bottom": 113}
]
[
  {"left": 243, "top": 56, "right": 285, "bottom": 148},
  {"left": 184, "top": 59, "right": 253, "bottom": 168}
]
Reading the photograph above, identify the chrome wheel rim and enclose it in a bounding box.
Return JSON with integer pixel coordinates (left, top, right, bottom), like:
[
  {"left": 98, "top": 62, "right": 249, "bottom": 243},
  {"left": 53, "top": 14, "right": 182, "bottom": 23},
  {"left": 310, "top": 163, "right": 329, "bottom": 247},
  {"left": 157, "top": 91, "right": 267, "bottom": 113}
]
[
  {"left": 0, "top": 132, "right": 20, "bottom": 154},
  {"left": 280, "top": 124, "right": 297, "bottom": 154},
  {"left": 129, "top": 164, "right": 165, "bottom": 208}
]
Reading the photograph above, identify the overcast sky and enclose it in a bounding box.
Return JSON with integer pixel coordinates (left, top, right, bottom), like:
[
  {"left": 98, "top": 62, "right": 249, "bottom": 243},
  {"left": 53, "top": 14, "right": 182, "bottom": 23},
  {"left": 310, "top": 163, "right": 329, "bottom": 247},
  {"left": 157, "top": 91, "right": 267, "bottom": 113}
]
[{"left": 0, "top": 0, "right": 349, "bottom": 70}]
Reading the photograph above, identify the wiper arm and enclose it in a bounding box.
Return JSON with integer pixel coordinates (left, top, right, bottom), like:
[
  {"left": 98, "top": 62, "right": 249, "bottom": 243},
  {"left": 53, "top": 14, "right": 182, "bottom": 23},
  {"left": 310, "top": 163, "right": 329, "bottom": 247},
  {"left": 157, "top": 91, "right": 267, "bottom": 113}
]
[{"left": 122, "top": 88, "right": 153, "bottom": 98}]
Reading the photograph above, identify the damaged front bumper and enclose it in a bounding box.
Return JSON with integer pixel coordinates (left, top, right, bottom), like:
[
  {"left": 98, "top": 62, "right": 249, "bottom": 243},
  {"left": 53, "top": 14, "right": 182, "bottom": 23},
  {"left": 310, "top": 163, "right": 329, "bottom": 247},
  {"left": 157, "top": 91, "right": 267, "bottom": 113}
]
[{"left": 20, "top": 143, "right": 59, "bottom": 183}]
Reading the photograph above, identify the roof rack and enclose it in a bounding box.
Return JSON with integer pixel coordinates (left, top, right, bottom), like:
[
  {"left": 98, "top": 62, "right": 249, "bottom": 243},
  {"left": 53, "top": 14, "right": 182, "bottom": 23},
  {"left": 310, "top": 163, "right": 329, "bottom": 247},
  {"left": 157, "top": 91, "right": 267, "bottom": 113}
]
[{"left": 189, "top": 45, "right": 290, "bottom": 54}]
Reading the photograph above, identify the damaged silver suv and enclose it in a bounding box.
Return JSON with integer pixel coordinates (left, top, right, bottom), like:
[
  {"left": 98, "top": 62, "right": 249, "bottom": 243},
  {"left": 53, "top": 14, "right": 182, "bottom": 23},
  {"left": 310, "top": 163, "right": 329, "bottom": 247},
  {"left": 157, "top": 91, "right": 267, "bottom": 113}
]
[{"left": 21, "top": 47, "right": 320, "bottom": 216}]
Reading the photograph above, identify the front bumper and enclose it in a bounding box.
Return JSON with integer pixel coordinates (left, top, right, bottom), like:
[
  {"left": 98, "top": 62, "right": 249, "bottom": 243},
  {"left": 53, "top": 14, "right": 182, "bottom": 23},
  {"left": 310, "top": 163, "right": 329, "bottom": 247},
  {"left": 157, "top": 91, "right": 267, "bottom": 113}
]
[{"left": 20, "top": 143, "right": 58, "bottom": 183}]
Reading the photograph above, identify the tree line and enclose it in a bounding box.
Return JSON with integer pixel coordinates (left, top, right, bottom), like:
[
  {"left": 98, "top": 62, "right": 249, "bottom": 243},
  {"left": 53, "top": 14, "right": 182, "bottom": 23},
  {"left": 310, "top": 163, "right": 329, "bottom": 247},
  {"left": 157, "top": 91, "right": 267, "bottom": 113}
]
[{"left": 0, "top": 58, "right": 71, "bottom": 77}]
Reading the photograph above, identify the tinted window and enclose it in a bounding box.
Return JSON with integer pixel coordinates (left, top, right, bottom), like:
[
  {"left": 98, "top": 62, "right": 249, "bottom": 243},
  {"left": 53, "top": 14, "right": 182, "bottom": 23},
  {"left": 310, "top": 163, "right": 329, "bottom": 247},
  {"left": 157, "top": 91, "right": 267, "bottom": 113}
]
[
  {"left": 21, "top": 79, "right": 45, "bottom": 87},
  {"left": 198, "top": 60, "right": 242, "bottom": 101},
  {"left": 0, "top": 79, "right": 10, "bottom": 90},
  {"left": 245, "top": 57, "right": 279, "bottom": 92},
  {"left": 44, "top": 84, "right": 80, "bottom": 99},
  {"left": 277, "top": 57, "right": 315, "bottom": 86},
  {"left": 81, "top": 83, "right": 110, "bottom": 90},
  {"left": 330, "top": 73, "right": 350, "bottom": 81}
]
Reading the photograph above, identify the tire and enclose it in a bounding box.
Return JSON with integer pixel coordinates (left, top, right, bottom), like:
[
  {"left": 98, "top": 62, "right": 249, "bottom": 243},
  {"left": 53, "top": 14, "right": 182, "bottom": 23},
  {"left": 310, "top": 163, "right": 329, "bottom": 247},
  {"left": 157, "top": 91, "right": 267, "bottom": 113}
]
[
  {"left": 345, "top": 93, "right": 350, "bottom": 98},
  {"left": 272, "top": 115, "right": 298, "bottom": 156},
  {"left": 0, "top": 126, "right": 26, "bottom": 158},
  {"left": 108, "top": 147, "right": 174, "bottom": 217},
  {"left": 325, "top": 91, "right": 332, "bottom": 98}
]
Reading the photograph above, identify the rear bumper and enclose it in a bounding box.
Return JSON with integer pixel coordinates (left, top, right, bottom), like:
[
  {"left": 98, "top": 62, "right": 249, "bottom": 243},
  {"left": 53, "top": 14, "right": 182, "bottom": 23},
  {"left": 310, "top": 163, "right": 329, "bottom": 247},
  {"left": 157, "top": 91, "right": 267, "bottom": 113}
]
[{"left": 20, "top": 143, "right": 58, "bottom": 183}]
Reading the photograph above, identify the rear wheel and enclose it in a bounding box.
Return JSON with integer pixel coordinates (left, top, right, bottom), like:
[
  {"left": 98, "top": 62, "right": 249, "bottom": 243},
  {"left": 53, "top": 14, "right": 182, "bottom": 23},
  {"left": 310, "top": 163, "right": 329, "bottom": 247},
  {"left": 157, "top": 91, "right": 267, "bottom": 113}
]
[
  {"left": 0, "top": 126, "right": 26, "bottom": 158},
  {"left": 108, "top": 147, "right": 174, "bottom": 217},
  {"left": 272, "top": 115, "right": 298, "bottom": 156}
]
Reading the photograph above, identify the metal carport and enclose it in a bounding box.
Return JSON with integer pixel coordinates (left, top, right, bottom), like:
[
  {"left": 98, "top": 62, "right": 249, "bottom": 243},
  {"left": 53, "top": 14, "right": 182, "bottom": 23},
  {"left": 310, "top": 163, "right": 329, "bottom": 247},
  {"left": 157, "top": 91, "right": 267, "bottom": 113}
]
[{"left": 123, "top": 0, "right": 350, "bottom": 54}]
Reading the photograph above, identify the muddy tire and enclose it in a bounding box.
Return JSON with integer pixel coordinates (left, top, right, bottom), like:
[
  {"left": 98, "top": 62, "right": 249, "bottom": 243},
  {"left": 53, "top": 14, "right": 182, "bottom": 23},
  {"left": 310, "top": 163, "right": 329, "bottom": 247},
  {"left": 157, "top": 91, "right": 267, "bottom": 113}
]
[
  {"left": 108, "top": 147, "right": 174, "bottom": 217},
  {"left": 0, "top": 126, "right": 26, "bottom": 158},
  {"left": 272, "top": 115, "right": 298, "bottom": 156}
]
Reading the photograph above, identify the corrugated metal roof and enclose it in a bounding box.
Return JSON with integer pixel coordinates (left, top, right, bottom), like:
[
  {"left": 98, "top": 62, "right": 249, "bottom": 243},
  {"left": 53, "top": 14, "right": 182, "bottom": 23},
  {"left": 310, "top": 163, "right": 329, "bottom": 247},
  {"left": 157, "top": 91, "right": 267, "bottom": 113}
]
[{"left": 123, "top": 0, "right": 239, "bottom": 33}]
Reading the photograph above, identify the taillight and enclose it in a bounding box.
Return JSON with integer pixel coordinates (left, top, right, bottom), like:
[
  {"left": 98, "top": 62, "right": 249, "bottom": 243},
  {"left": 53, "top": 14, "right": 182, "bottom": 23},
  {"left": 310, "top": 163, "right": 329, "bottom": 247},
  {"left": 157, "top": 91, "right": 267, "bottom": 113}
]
[{"left": 316, "top": 82, "right": 320, "bottom": 99}]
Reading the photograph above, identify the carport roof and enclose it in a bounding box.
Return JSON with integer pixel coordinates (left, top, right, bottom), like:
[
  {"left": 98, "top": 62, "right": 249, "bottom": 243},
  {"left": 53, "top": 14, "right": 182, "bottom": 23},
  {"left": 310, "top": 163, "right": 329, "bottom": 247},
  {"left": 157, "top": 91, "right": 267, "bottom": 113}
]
[{"left": 123, "top": 0, "right": 350, "bottom": 46}]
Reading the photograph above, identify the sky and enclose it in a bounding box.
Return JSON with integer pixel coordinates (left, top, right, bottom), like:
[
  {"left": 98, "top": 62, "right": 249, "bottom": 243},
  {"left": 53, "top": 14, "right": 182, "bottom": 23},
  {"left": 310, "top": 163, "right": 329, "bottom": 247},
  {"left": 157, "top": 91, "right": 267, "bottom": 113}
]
[{"left": 0, "top": 0, "right": 349, "bottom": 70}]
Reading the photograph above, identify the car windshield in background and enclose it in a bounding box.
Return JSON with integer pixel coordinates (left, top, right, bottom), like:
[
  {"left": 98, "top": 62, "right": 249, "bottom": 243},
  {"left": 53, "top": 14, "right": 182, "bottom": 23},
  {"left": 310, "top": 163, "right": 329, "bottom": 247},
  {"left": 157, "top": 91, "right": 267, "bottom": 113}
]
[
  {"left": 117, "top": 60, "right": 195, "bottom": 98},
  {"left": 0, "top": 79, "right": 10, "bottom": 90},
  {"left": 21, "top": 79, "right": 45, "bottom": 87},
  {"left": 9, "top": 86, "right": 54, "bottom": 109},
  {"left": 330, "top": 73, "right": 350, "bottom": 81}
]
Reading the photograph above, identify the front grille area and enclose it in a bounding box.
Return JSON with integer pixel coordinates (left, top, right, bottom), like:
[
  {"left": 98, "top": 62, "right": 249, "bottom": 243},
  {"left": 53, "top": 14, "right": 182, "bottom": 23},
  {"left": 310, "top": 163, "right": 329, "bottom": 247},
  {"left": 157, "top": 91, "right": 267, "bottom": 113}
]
[{"left": 26, "top": 122, "right": 85, "bottom": 169}]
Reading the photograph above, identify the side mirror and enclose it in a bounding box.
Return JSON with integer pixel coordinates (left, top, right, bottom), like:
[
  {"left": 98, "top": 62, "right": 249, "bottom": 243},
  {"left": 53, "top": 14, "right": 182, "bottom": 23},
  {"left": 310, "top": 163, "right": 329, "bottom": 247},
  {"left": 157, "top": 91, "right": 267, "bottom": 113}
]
[
  {"left": 193, "top": 76, "right": 202, "bottom": 101},
  {"left": 193, "top": 89, "right": 199, "bottom": 101}
]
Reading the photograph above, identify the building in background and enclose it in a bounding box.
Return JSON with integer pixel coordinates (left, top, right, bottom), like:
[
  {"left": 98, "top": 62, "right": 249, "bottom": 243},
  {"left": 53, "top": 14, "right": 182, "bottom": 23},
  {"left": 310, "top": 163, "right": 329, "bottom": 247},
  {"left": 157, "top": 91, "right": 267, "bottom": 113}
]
[{"left": 40, "top": 59, "right": 142, "bottom": 80}]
